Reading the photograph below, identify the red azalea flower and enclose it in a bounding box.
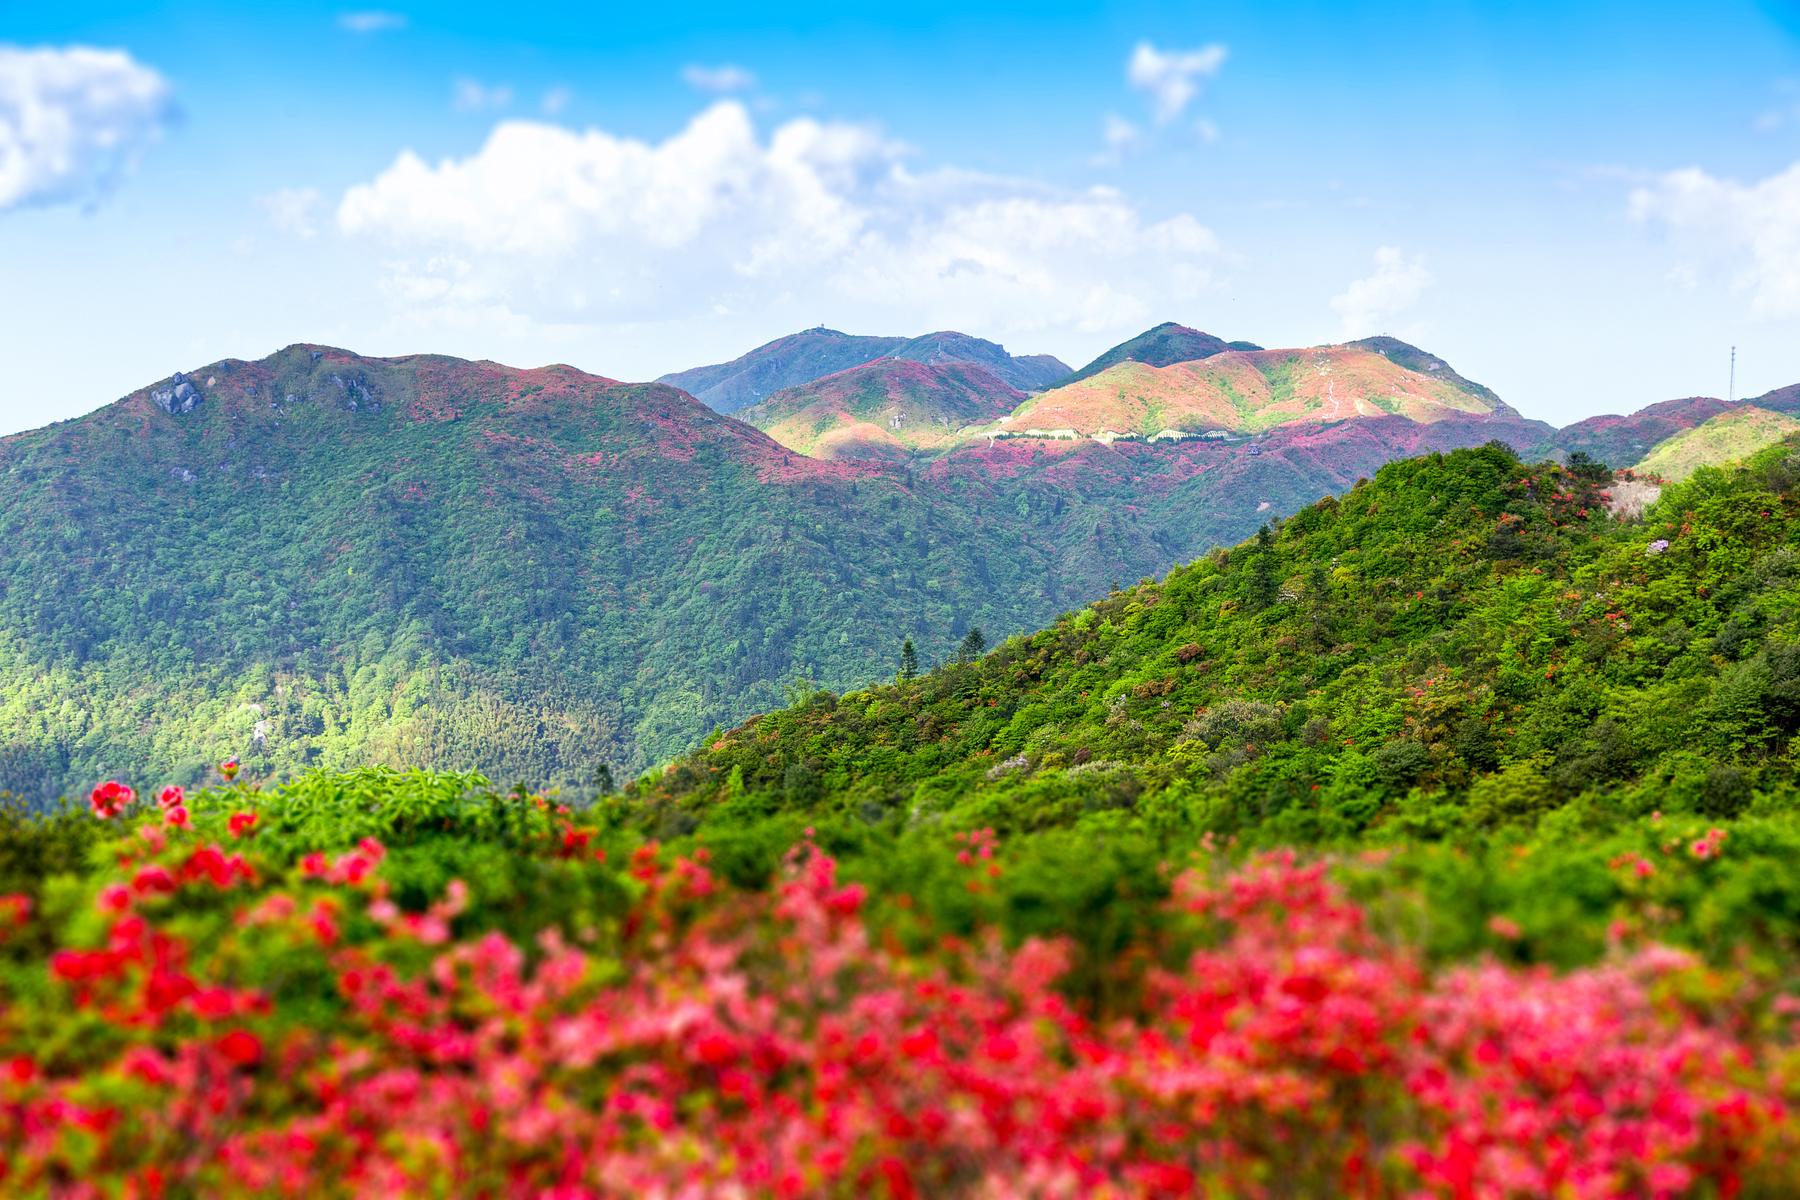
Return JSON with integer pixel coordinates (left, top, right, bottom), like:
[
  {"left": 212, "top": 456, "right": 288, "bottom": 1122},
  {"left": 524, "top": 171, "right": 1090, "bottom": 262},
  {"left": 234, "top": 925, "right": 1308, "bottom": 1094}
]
[
  {"left": 89, "top": 781, "right": 135, "bottom": 819},
  {"left": 164, "top": 806, "right": 190, "bottom": 829},
  {"left": 228, "top": 811, "right": 258, "bottom": 838},
  {"left": 220, "top": 758, "right": 240, "bottom": 781},
  {"left": 217, "top": 1029, "right": 262, "bottom": 1068},
  {"left": 158, "top": 785, "right": 184, "bottom": 809}
]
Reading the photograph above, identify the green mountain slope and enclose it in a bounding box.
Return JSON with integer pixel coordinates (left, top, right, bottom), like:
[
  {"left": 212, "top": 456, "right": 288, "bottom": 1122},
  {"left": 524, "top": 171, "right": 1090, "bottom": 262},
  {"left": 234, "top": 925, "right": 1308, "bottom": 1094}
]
[
  {"left": 637, "top": 441, "right": 1800, "bottom": 846},
  {"left": 1634, "top": 407, "right": 1800, "bottom": 481},
  {"left": 0, "top": 347, "right": 1546, "bottom": 805}
]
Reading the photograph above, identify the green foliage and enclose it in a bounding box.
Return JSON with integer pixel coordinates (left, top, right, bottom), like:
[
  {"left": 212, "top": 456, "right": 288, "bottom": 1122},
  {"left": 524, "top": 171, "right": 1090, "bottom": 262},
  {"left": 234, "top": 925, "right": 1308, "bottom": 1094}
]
[
  {"left": 628, "top": 441, "right": 1800, "bottom": 966},
  {"left": 3, "top": 347, "right": 1354, "bottom": 807}
]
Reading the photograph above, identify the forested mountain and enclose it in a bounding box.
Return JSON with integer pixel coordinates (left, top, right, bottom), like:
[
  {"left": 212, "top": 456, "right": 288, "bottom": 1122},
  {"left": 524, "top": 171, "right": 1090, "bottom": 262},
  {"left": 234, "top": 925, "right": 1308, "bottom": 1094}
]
[
  {"left": 638, "top": 439, "right": 1800, "bottom": 854},
  {"left": 5, "top": 335, "right": 1795, "bottom": 807},
  {"left": 0, "top": 345, "right": 1535, "bottom": 805}
]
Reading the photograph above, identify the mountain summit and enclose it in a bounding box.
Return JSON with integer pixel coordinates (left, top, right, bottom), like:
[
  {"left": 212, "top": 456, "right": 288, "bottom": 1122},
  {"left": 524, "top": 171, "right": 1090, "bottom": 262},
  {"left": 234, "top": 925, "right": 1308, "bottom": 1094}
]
[
  {"left": 1059, "top": 322, "right": 1236, "bottom": 384},
  {"left": 657, "top": 327, "right": 1067, "bottom": 414}
]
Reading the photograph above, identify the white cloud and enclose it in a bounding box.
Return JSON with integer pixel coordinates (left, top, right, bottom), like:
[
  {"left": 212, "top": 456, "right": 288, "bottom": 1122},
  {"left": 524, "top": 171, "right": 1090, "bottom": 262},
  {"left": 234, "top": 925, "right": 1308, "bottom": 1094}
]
[
  {"left": 1091, "top": 113, "right": 1142, "bottom": 166},
  {"left": 336, "top": 102, "right": 1221, "bottom": 342},
  {"left": 681, "top": 64, "right": 756, "bottom": 94},
  {"left": 541, "top": 86, "right": 572, "bottom": 116},
  {"left": 1330, "top": 246, "right": 1433, "bottom": 338},
  {"left": 1630, "top": 163, "right": 1800, "bottom": 317},
  {"left": 452, "top": 78, "right": 513, "bottom": 112},
  {"left": 0, "top": 45, "right": 175, "bottom": 211},
  {"left": 337, "top": 11, "right": 407, "bottom": 33},
  {"left": 259, "top": 186, "right": 322, "bottom": 238},
  {"left": 1127, "top": 41, "right": 1226, "bottom": 124}
]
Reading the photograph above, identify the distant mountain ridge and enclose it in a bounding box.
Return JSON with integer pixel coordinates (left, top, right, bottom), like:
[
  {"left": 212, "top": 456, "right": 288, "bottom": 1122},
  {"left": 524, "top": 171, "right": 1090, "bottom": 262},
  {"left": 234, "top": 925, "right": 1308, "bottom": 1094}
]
[
  {"left": 657, "top": 327, "right": 1067, "bottom": 414},
  {"left": 2, "top": 342, "right": 1511, "bottom": 804},
  {"left": 655, "top": 328, "right": 906, "bottom": 413},
  {"left": 722, "top": 326, "right": 1534, "bottom": 463},
  {"left": 6, "top": 328, "right": 1796, "bottom": 805}
]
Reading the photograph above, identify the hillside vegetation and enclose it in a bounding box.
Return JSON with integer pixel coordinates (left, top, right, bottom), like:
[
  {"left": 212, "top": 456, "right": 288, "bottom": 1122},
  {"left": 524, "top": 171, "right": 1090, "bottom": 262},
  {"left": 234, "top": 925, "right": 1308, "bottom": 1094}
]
[
  {"left": 3, "top": 347, "right": 1539, "bottom": 806},
  {"left": 5, "top": 438, "right": 1800, "bottom": 1195},
  {"left": 1635, "top": 406, "right": 1800, "bottom": 481},
  {"left": 738, "top": 359, "right": 1025, "bottom": 459},
  {"left": 1008, "top": 345, "right": 1507, "bottom": 440},
  {"left": 633, "top": 439, "right": 1800, "bottom": 962}
]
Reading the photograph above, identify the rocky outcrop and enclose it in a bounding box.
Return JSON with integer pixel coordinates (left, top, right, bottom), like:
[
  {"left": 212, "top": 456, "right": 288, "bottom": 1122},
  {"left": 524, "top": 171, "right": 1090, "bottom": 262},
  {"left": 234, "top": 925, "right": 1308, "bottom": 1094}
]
[
  {"left": 150, "top": 372, "right": 202, "bottom": 415},
  {"left": 332, "top": 372, "right": 380, "bottom": 413}
]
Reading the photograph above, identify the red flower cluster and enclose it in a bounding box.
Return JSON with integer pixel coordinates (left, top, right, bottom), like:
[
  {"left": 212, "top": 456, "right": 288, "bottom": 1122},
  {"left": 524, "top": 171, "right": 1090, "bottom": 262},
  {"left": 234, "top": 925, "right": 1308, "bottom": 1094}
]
[
  {"left": 88, "top": 780, "right": 135, "bottom": 819},
  {"left": 0, "top": 809, "right": 1793, "bottom": 1196}
]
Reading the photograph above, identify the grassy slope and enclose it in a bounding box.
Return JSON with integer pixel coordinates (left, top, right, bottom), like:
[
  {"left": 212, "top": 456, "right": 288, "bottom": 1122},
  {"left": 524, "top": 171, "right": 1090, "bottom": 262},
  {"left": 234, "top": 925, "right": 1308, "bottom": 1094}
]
[
  {"left": 737, "top": 359, "right": 1026, "bottom": 458},
  {"left": 1635, "top": 409, "right": 1800, "bottom": 481},
  {"left": 1007, "top": 346, "right": 1502, "bottom": 438}
]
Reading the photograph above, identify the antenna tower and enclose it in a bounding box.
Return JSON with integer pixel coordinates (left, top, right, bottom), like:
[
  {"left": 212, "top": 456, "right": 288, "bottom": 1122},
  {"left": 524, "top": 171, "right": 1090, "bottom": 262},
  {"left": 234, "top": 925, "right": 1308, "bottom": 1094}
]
[{"left": 1729, "top": 346, "right": 1736, "bottom": 404}]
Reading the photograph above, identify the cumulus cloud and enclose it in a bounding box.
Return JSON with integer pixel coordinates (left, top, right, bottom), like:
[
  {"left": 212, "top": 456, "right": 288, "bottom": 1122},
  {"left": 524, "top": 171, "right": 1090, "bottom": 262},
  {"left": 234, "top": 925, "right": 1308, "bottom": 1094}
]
[
  {"left": 1330, "top": 247, "right": 1432, "bottom": 338},
  {"left": 259, "top": 186, "right": 322, "bottom": 237},
  {"left": 336, "top": 101, "right": 1221, "bottom": 340},
  {"left": 681, "top": 64, "right": 756, "bottom": 94},
  {"left": 1127, "top": 41, "right": 1227, "bottom": 124},
  {"left": 337, "top": 11, "right": 407, "bottom": 33},
  {"left": 452, "top": 78, "right": 513, "bottom": 112},
  {"left": 1630, "top": 163, "right": 1800, "bottom": 317},
  {"left": 0, "top": 45, "right": 175, "bottom": 211}
]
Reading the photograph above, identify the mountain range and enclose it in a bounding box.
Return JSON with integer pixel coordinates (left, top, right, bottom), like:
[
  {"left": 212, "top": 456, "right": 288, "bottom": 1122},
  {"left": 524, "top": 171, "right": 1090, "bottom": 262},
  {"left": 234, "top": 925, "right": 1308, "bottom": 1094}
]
[{"left": 2, "top": 322, "right": 1795, "bottom": 804}]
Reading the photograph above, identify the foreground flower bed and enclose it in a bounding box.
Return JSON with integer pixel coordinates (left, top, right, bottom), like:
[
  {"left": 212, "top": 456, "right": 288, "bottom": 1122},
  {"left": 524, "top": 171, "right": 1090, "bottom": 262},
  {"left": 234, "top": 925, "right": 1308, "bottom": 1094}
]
[{"left": 0, "top": 774, "right": 1796, "bottom": 1197}]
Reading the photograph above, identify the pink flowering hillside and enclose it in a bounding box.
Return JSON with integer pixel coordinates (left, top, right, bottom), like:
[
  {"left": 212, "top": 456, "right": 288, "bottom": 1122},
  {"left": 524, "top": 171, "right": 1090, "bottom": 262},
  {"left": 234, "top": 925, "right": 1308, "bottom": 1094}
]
[{"left": 1, "top": 768, "right": 1797, "bottom": 1197}]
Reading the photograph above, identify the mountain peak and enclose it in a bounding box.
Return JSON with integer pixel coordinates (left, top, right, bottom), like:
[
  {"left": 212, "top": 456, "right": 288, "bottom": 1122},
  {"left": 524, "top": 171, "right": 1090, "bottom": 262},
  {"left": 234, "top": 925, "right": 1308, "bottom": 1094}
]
[{"left": 1060, "top": 322, "right": 1234, "bottom": 385}]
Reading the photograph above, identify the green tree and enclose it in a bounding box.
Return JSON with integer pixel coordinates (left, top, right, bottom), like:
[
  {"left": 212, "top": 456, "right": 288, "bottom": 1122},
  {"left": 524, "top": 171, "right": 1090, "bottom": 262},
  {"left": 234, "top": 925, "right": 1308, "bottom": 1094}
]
[
  {"left": 957, "top": 626, "right": 987, "bottom": 663},
  {"left": 899, "top": 638, "right": 918, "bottom": 681},
  {"left": 1246, "top": 525, "right": 1279, "bottom": 611}
]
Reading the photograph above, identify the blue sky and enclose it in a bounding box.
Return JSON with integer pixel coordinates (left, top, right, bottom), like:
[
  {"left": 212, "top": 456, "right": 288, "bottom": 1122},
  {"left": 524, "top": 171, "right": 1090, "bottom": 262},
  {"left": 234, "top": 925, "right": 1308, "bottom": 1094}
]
[{"left": 3, "top": 1, "right": 1799, "bottom": 435}]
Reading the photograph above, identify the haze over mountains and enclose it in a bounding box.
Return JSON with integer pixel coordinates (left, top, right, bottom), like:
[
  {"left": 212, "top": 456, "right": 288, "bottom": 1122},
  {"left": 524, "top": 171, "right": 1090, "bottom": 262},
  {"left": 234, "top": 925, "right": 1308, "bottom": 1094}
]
[{"left": 2, "top": 320, "right": 1796, "bottom": 804}]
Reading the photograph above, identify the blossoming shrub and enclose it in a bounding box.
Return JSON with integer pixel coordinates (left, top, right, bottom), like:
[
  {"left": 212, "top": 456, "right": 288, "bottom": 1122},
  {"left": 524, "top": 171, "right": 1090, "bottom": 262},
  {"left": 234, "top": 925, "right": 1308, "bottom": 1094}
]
[{"left": 1, "top": 772, "right": 1796, "bottom": 1197}]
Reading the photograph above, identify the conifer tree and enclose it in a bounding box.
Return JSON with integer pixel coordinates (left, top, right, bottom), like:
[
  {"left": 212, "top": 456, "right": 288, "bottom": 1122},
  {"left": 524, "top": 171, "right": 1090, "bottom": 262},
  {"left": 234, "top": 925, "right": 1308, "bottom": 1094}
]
[
  {"left": 1247, "top": 524, "right": 1279, "bottom": 611},
  {"left": 899, "top": 638, "right": 918, "bottom": 681},
  {"left": 957, "top": 626, "right": 987, "bottom": 663}
]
